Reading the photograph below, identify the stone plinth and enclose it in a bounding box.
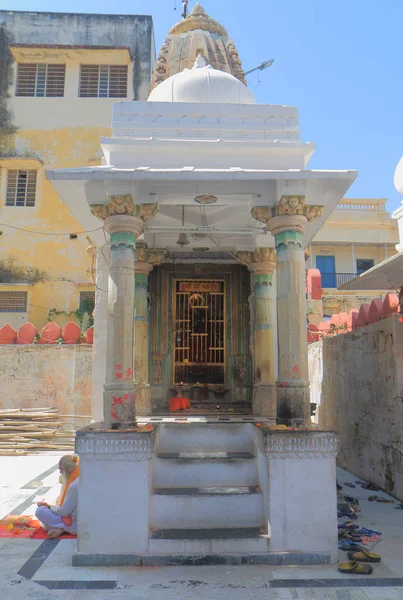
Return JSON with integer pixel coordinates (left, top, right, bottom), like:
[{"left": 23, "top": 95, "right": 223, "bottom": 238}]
[
  {"left": 74, "top": 424, "right": 338, "bottom": 566},
  {"left": 74, "top": 425, "right": 154, "bottom": 566},
  {"left": 264, "top": 429, "right": 339, "bottom": 564}
]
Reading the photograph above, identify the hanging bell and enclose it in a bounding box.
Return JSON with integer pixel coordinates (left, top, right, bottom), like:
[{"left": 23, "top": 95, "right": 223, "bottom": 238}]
[{"left": 177, "top": 232, "right": 190, "bottom": 246}]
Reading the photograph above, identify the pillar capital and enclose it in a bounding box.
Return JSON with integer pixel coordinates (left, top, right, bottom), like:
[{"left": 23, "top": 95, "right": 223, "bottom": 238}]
[
  {"left": 90, "top": 195, "right": 158, "bottom": 229},
  {"left": 266, "top": 215, "right": 308, "bottom": 239},
  {"left": 250, "top": 248, "right": 276, "bottom": 276},
  {"left": 135, "top": 244, "right": 166, "bottom": 275},
  {"left": 252, "top": 198, "right": 324, "bottom": 238},
  {"left": 105, "top": 215, "right": 145, "bottom": 241}
]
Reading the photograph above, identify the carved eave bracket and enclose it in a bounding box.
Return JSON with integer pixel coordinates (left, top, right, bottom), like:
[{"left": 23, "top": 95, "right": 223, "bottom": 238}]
[
  {"left": 90, "top": 195, "right": 158, "bottom": 222},
  {"left": 252, "top": 199, "right": 324, "bottom": 244},
  {"left": 236, "top": 248, "right": 276, "bottom": 277},
  {"left": 135, "top": 243, "right": 166, "bottom": 274}
]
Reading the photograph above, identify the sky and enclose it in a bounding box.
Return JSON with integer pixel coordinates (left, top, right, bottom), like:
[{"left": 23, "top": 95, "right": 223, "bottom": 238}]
[{"left": 5, "top": 0, "right": 403, "bottom": 213}]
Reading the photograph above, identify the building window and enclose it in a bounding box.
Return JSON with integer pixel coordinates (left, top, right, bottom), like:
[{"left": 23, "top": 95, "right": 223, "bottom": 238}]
[
  {"left": 79, "top": 291, "right": 95, "bottom": 313},
  {"left": 79, "top": 65, "right": 128, "bottom": 98},
  {"left": 0, "top": 292, "right": 28, "bottom": 312},
  {"left": 16, "top": 63, "right": 66, "bottom": 97},
  {"left": 356, "top": 259, "right": 374, "bottom": 275},
  {"left": 6, "top": 170, "right": 37, "bottom": 207}
]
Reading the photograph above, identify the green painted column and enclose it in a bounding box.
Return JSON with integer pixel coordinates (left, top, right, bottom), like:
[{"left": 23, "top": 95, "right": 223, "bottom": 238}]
[
  {"left": 133, "top": 247, "right": 166, "bottom": 416},
  {"left": 102, "top": 215, "right": 144, "bottom": 423},
  {"left": 268, "top": 215, "right": 310, "bottom": 427},
  {"left": 134, "top": 265, "right": 152, "bottom": 416},
  {"left": 249, "top": 249, "right": 277, "bottom": 418}
]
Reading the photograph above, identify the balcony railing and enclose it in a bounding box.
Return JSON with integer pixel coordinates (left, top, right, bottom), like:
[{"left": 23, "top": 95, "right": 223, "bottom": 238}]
[{"left": 321, "top": 272, "right": 357, "bottom": 288}]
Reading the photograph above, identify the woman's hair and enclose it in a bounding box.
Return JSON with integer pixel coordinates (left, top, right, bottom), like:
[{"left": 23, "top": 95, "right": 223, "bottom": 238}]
[{"left": 59, "top": 454, "right": 79, "bottom": 476}]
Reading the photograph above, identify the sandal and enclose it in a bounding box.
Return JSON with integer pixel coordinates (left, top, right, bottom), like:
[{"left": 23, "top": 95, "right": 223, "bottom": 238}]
[
  {"left": 343, "top": 495, "right": 359, "bottom": 505},
  {"left": 338, "top": 542, "right": 365, "bottom": 552},
  {"left": 361, "top": 483, "right": 379, "bottom": 491},
  {"left": 338, "top": 522, "right": 359, "bottom": 530},
  {"left": 339, "top": 532, "right": 362, "bottom": 542},
  {"left": 338, "top": 561, "right": 373, "bottom": 574},
  {"left": 358, "top": 528, "right": 382, "bottom": 536},
  {"left": 347, "top": 549, "right": 381, "bottom": 563}
]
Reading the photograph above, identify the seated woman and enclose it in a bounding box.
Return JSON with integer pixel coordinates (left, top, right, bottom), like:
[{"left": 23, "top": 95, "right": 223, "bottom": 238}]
[{"left": 35, "top": 454, "right": 79, "bottom": 539}]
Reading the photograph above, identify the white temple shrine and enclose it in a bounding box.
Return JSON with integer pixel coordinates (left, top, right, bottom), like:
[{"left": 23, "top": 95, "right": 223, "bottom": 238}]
[{"left": 47, "top": 4, "right": 357, "bottom": 566}]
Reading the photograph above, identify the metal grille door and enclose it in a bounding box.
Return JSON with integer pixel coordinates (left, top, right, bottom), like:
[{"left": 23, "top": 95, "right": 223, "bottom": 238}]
[{"left": 173, "top": 280, "right": 225, "bottom": 385}]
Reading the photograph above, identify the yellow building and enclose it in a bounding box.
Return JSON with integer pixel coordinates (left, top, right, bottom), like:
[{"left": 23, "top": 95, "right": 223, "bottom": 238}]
[
  {"left": 0, "top": 11, "right": 154, "bottom": 329},
  {"left": 307, "top": 198, "right": 399, "bottom": 315}
]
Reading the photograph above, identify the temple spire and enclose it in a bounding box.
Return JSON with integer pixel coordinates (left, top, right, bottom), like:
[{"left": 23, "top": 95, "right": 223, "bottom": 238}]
[{"left": 151, "top": 3, "right": 246, "bottom": 91}]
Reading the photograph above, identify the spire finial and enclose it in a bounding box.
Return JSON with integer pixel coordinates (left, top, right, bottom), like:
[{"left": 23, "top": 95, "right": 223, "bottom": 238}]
[{"left": 192, "top": 3, "right": 206, "bottom": 16}]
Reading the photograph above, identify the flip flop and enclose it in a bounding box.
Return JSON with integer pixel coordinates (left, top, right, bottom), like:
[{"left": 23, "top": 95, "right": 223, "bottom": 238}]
[
  {"left": 338, "top": 561, "right": 373, "bottom": 575},
  {"left": 347, "top": 549, "right": 381, "bottom": 563},
  {"left": 358, "top": 528, "right": 382, "bottom": 536},
  {"left": 338, "top": 522, "right": 359, "bottom": 530},
  {"left": 339, "top": 532, "right": 362, "bottom": 542},
  {"left": 343, "top": 495, "right": 359, "bottom": 504},
  {"left": 338, "top": 542, "right": 365, "bottom": 552},
  {"left": 361, "top": 483, "right": 379, "bottom": 491}
]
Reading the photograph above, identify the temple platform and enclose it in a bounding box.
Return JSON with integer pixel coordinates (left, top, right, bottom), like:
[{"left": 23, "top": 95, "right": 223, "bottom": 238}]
[{"left": 73, "top": 423, "right": 339, "bottom": 567}]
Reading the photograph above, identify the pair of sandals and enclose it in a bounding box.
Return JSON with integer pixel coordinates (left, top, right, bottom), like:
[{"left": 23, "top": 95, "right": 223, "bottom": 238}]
[{"left": 339, "top": 548, "right": 381, "bottom": 575}]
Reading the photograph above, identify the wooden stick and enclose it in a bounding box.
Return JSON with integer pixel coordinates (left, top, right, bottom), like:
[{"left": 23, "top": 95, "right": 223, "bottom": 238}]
[{"left": 59, "top": 415, "right": 92, "bottom": 419}]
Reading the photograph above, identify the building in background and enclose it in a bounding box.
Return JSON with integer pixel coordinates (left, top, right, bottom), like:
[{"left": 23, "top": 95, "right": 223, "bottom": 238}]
[
  {"left": 307, "top": 197, "right": 399, "bottom": 316},
  {"left": 0, "top": 10, "right": 154, "bottom": 328}
]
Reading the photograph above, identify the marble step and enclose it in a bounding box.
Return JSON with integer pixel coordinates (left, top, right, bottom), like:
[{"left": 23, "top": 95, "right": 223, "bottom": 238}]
[
  {"left": 156, "top": 423, "right": 254, "bottom": 454},
  {"left": 153, "top": 455, "right": 258, "bottom": 488},
  {"left": 150, "top": 486, "right": 264, "bottom": 529},
  {"left": 154, "top": 486, "right": 259, "bottom": 495},
  {"left": 151, "top": 527, "right": 264, "bottom": 539},
  {"left": 149, "top": 527, "right": 269, "bottom": 555}
]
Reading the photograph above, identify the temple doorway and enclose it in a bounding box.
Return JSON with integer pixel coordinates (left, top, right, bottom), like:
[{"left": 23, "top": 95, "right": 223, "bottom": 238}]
[{"left": 173, "top": 279, "right": 226, "bottom": 386}]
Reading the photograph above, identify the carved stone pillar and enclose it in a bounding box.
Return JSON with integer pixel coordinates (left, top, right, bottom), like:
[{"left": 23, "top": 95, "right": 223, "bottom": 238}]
[
  {"left": 249, "top": 248, "right": 277, "bottom": 418},
  {"left": 134, "top": 245, "right": 165, "bottom": 415},
  {"left": 238, "top": 248, "right": 277, "bottom": 417},
  {"left": 90, "top": 195, "right": 157, "bottom": 423},
  {"left": 253, "top": 198, "right": 323, "bottom": 427}
]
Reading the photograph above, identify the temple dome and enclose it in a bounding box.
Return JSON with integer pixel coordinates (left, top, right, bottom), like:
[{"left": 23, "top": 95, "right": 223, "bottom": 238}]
[
  {"left": 148, "top": 55, "right": 256, "bottom": 104},
  {"left": 150, "top": 3, "right": 247, "bottom": 92}
]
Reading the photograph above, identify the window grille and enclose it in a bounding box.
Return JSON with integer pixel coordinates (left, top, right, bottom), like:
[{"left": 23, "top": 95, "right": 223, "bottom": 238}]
[
  {"left": 79, "top": 291, "right": 95, "bottom": 312},
  {"left": 0, "top": 292, "right": 28, "bottom": 312},
  {"left": 79, "top": 65, "right": 128, "bottom": 98},
  {"left": 16, "top": 63, "right": 66, "bottom": 97},
  {"left": 6, "top": 170, "right": 37, "bottom": 207}
]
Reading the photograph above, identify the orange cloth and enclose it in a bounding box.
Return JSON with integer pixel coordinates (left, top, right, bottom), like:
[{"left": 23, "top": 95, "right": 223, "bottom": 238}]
[{"left": 169, "top": 397, "right": 191, "bottom": 411}]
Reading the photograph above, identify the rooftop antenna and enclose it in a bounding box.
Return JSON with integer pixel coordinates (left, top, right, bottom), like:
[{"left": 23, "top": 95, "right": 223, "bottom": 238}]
[{"left": 244, "top": 59, "right": 275, "bottom": 77}]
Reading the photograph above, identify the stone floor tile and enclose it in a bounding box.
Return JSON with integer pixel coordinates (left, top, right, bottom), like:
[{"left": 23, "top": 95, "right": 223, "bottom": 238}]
[
  {"left": 362, "top": 589, "right": 403, "bottom": 600},
  {"left": 334, "top": 591, "right": 373, "bottom": 600}
]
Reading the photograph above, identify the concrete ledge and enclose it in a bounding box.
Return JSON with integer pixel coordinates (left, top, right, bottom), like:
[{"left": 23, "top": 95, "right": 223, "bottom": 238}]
[{"left": 72, "top": 551, "right": 332, "bottom": 567}]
